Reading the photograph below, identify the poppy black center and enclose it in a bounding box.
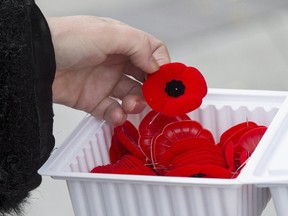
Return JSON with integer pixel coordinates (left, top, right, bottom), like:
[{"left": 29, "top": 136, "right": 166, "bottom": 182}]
[
  {"left": 165, "top": 80, "right": 185, "bottom": 97},
  {"left": 192, "top": 173, "right": 206, "bottom": 178}
]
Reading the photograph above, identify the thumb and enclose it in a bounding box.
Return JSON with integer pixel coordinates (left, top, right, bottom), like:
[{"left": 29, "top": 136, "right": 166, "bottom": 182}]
[
  {"left": 128, "top": 34, "right": 171, "bottom": 73},
  {"left": 105, "top": 24, "right": 170, "bottom": 73}
]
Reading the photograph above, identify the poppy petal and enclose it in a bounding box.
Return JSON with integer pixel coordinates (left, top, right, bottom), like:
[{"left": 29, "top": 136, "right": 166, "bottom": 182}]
[
  {"left": 237, "top": 126, "right": 267, "bottom": 153},
  {"left": 151, "top": 120, "right": 215, "bottom": 161},
  {"left": 91, "top": 155, "right": 157, "bottom": 176},
  {"left": 158, "top": 120, "right": 214, "bottom": 144},
  {"left": 219, "top": 121, "right": 258, "bottom": 144},
  {"left": 218, "top": 122, "right": 258, "bottom": 152},
  {"left": 165, "top": 165, "right": 232, "bottom": 178},
  {"left": 239, "top": 150, "right": 249, "bottom": 165},
  {"left": 109, "top": 134, "right": 131, "bottom": 164},
  {"left": 138, "top": 110, "right": 190, "bottom": 160},
  {"left": 172, "top": 148, "right": 227, "bottom": 168},
  {"left": 223, "top": 141, "right": 235, "bottom": 171},
  {"left": 90, "top": 164, "right": 114, "bottom": 173},
  {"left": 158, "top": 138, "right": 216, "bottom": 167},
  {"left": 232, "top": 126, "right": 267, "bottom": 169},
  {"left": 113, "top": 155, "right": 156, "bottom": 175},
  {"left": 114, "top": 121, "right": 145, "bottom": 160}
]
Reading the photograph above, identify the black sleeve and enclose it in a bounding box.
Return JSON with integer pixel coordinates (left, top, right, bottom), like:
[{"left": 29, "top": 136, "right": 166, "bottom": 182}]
[{"left": 0, "top": 0, "right": 56, "bottom": 214}]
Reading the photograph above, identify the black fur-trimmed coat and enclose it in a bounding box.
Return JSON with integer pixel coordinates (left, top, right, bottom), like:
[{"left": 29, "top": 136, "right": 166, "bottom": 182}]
[{"left": 0, "top": 0, "right": 55, "bottom": 214}]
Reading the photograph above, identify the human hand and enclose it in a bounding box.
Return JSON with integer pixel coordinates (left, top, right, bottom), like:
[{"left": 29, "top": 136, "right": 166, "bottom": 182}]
[{"left": 47, "top": 16, "right": 170, "bottom": 126}]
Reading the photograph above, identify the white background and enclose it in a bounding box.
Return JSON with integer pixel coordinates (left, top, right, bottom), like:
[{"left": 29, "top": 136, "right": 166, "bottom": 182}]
[{"left": 25, "top": 0, "right": 288, "bottom": 215}]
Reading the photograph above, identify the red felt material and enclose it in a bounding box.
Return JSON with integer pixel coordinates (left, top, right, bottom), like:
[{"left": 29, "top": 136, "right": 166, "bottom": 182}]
[
  {"left": 237, "top": 126, "right": 267, "bottom": 153},
  {"left": 91, "top": 164, "right": 114, "bottom": 173},
  {"left": 233, "top": 126, "right": 267, "bottom": 169},
  {"left": 91, "top": 155, "right": 156, "bottom": 176},
  {"left": 165, "top": 165, "right": 232, "bottom": 178},
  {"left": 138, "top": 110, "right": 189, "bottom": 161},
  {"left": 109, "top": 134, "right": 131, "bottom": 163},
  {"left": 151, "top": 120, "right": 215, "bottom": 164},
  {"left": 223, "top": 141, "right": 235, "bottom": 171},
  {"left": 219, "top": 121, "right": 258, "bottom": 144},
  {"left": 142, "top": 62, "right": 207, "bottom": 116},
  {"left": 170, "top": 141, "right": 227, "bottom": 169},
  {"left": 93, "top": 119, "right": 268, "bottom": 179},
  {"left": 218, "top": 122, "right": 258, "bottom": 151},
  {"left": 219, "top": 122, "right": 267, "bottom": 174},
  {"left": 113, "top": 121, "right": 145, "bottom": 161}
]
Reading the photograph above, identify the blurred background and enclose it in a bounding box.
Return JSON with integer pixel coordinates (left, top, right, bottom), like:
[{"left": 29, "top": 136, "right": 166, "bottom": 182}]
[{"left": 28, "top": 0, "right": 288, "bottom": 215}]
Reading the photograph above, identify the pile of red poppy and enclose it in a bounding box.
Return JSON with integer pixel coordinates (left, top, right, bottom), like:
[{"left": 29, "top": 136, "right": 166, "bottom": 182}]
[
  {"left": 90, "top": 63, "right": 267, "bottom": 178},
  {"left": 91, "top": 111, "right": 266, "bottom": 178}
]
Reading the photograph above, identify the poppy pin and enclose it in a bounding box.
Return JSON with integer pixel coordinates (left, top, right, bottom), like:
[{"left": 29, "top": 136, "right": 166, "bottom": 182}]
[
  {"left": 218, "top": 121, "right": 267, "bottom": 177},
  {"left": 142, "top": 62, "right": 207, "bottom": 116}
]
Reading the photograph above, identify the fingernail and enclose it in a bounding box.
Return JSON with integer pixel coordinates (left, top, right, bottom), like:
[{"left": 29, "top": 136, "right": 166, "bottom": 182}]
[
  {"left": 130, "top": 100, "right": 147, "bottom": 113},
  {"left": 113, "top": 111, "right": 127, "bottom": 126}
]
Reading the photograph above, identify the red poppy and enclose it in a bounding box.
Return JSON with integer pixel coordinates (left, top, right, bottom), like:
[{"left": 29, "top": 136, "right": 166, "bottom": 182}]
[
  {"left": 91, "top": 155, "right": 156, "bottom": 176},
  {"left": 219, "top": 122, "right": 258, "bottom": 144},
  {"left": 234, "top": 126, "right": 267, "bottom": 170},
  {"left": 236, "top": 126, "right": 267, "bottom": 153},
  {"left": 95, "top": 116, "right": 267, "bottom": 179},
  {"left": 217, "top": 121, "right": 258, "bottom": 151},
  {"left": 218, "top": 122, "right": 267, "bottom": 176},
  {"left": 151, "top": 120, "right": 215, "bottom": 166},
  {"left": 109, "top": 134, "right": 130, "bottom": 164},
  {"left": 165, "top": 165, "right": 232, "bottom": 178},
  {"left": 223, "top": 141, "right": 234, "bottom": 172},
  {"left": 158, "top": 138, "right": 226, "bottom": 169},
  {"left": 138, "top": 110, "right": 190, "bottom": 161},
  {"left": 91, "top": 163, "right": 114, "bottom": 173},
  {"left": 142, "top": 62, "right": 207, "bottom": 116},
  {"left": 110, "top": 121, "right": 145, "bottom": 162}
]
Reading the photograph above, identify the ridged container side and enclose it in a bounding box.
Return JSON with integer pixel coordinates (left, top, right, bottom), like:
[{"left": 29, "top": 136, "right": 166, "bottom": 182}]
[
  {"left": 67, "top": 123, "right": 113, "bottom": 172},
  {"left": 67, "top": 181, "right": 91, "bottom": 216},
  {"left": 188, "top": 105, "right": 278, "bottom": 142},
  {"left": 66, "top": 180, "right": 270, "bottom": 216},
  {"left": 269, "top": 186, "right": 288, "bottom": 216},
  {"left": 240, "top": 185, "right": 271, "bottom": 216},
  {"left": 63, "top": 103, "right": 274, "bottom": 216}
]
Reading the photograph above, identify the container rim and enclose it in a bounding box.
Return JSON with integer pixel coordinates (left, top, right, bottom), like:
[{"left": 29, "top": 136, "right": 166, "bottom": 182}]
[{"left": 39, "top": 88, "right": 288, "bottom": 186}]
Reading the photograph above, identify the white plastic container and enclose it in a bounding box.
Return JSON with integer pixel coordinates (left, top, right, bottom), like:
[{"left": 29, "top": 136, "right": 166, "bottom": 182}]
[
  {"left": 39, "top": 88, "right": 288, "bottom": 216},
  {"left": 238, "top": 94, "right": 288, "bottom": 216}
]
